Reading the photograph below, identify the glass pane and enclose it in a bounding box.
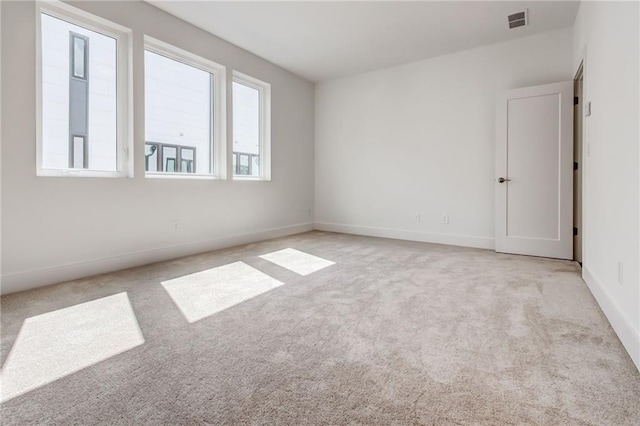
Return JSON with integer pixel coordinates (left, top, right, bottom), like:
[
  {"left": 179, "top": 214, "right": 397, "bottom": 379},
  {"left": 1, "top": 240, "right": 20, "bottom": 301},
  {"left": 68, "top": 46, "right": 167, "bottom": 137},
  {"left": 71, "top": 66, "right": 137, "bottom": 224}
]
[
  {"left": 73, "top": 36, "right": 85, "bottom": 78},
  {"left": 72, "top": 136, "right": 84, "bottom": 168},
  {"left": 145, "top": 144, "right": 158, "bottom": 172},
  {"left": 181, "top": 148, "right": 195, "bottom": 173},
  {"left": 41, "top": 13, "right": 117, "bottom": 171},
  {"left": 145, "top": 50, "right": 212, "bottom": 175},
  {"left": 251, "top": 155, "right": 260, "bottom": 177},
  {"left": 238, "top": 154, "right": 250, "bottom": 175},
  {"left": 181, "top": 148, "right": 194, "bottom": 161},
  {"left": 233, "top": 81, "right": 260, "bottom": 176},
  {"left": 163, "top": 146, "right": 177, "bottom": 172}
]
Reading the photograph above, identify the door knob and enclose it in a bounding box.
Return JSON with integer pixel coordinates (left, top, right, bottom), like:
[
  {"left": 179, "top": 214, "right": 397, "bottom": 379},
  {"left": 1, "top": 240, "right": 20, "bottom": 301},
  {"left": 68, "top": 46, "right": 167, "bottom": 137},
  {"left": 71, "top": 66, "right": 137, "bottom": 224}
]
[{"left": 498, "top": 177, "right": 511, "bottom": 183}]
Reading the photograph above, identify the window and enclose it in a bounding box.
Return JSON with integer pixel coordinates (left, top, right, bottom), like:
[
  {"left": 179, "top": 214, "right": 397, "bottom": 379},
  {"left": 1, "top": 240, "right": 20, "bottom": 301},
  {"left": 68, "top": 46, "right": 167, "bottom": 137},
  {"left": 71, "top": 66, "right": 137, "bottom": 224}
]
[
  {"left": 71, "top": 34, "right": 87, "bottom": 79},
  {"left": 38, "top": 3, "right": 131, "bottom": 177},
  {"left": 72, "top": 136, "right": 86, "bottom": 168},
  {"left": 144, "top": 37, "right": 226, "bottom": 178},
  {"left": 232, "top": 72, "right": 271, "bottom": 180},
  {"left": 145, "top": 142, "right": 196, "bottom": 173}
]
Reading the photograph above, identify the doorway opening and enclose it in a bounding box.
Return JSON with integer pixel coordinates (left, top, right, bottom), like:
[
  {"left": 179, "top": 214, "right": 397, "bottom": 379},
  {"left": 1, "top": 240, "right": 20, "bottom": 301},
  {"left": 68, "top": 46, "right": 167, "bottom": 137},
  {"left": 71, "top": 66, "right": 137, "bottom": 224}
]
[{"left": 573, "top": 63, "right": 584, "bottom": 264}]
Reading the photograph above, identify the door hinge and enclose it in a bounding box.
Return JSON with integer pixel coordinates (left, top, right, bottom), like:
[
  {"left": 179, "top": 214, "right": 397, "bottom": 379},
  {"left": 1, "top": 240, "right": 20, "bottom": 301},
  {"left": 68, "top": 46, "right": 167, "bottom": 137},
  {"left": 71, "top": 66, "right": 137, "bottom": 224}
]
[
  {"left": 574, "top": 162, "right": 579, "bottom": 171},
  {"left": 574, "top": 96, "right": 579, "bottom": 105},
  {"left": 573, "top": 227, "right": 578, "bottom": 236}
]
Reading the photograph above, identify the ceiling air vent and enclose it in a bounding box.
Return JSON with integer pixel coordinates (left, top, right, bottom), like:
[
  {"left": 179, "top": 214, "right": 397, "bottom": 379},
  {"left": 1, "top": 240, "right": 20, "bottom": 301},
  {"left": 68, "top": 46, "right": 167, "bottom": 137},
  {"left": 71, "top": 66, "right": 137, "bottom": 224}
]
[{"left": 508, "top": 10, "right": 528, "bottom": 29}]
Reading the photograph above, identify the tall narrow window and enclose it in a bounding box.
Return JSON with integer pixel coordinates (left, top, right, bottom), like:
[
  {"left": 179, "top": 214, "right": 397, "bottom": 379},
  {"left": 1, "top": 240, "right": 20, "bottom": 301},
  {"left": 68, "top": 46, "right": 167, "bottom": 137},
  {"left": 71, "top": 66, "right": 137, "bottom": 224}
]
[
  {"left": 232, "top": 72, "right": 271, "bottom": 180},
  {"left": 38, "top": 3, "right": 131, "bottom": 177},
  {"left": 71, "top": 34, "right": 87, "bottom": 79},
  {"left": 69, "top": 32, "right": 89, "bottom": 169},
  {"left": 144, "top": 37, "right": 225, "bottom": 178},
  {"left": 72, "top": 136, "right": 86, "bottom": 169}
]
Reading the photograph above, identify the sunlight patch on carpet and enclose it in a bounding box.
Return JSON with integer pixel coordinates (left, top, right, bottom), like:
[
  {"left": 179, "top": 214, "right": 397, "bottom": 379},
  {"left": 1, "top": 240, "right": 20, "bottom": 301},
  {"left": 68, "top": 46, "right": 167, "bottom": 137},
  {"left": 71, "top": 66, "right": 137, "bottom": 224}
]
[
  {"left": 161, "top": 261, "right": 284, "bottom": 323},
  {"left": 0, "top": 292, "right": 144, "bottom": 403},
  {"left": 260, "top": 248, "right": 335, "bottom": 276}
]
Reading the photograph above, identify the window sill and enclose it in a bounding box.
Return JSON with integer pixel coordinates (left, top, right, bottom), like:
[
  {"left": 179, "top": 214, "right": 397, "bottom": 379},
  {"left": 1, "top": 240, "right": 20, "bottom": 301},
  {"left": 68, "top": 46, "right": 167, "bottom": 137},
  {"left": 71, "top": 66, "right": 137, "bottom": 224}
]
[
  {"left": 232, "top": 176, "right": 271, "bottom": 182},
  {"left": 37, "top": 169, "right": 128, "bottom": 178},
  {"left": 145, "top": 172, "right": 221, "bottom": 180}
]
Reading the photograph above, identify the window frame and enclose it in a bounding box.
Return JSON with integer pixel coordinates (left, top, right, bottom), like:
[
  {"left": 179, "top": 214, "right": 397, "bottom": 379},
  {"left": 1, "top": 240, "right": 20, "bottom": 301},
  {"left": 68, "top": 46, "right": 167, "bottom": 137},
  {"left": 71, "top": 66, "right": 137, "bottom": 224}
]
[
  {"left": 36, "top": 1, "right": 133, "bottom": 178},
  {"left": 232, "top": 71, "right": 271, "bottom": 181},
  {"left": 143, "top": 36, "right": 227, "bottom": 180}
]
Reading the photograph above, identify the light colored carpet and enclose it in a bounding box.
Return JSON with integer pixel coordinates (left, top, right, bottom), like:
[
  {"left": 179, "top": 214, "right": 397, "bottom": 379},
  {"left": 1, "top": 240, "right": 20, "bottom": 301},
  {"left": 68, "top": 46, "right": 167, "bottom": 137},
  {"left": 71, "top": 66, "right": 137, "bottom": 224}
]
[
  {"left": 259, "top": 248, "right": 335, "bottom": 276},
  {"left": 1, "top": 231, "right": 639, "bottom": 425},
  {"left": 1, "top": 292, "right": 144, "bottom": 403},
  {"left": 161, "top": 261, "right": 284, "bottom": 323}
]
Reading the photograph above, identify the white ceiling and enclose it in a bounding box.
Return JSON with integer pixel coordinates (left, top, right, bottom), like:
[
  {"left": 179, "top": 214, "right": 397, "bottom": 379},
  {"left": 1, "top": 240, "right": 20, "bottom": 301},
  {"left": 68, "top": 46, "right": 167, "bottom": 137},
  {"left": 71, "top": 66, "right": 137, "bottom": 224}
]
[{"left": 147, "top": 1, "right": 580, "bottom": 82}]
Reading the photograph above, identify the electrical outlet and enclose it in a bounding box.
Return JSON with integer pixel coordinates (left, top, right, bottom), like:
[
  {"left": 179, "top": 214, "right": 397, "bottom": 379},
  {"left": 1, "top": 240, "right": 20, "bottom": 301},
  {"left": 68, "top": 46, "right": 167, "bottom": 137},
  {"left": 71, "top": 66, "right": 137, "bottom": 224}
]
[
  {"left": 441, "top": 214, "right": 449, "bottom": 224},
  {"left": 617, "top": 262, "right": 624, "bottom": 285},
  {"left": 172, "top": 220, "right": 180, "bottom": 231},
  {"left": 414, "top": 213, "right": 421, "bottom": 222}
]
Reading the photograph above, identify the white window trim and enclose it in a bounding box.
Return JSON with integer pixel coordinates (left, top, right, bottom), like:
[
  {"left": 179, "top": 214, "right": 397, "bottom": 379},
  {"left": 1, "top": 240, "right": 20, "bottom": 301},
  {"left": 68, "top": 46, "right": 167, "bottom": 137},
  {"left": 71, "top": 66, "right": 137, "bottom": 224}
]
[
  {"left": 232, "top": 71, "right": 271, "bottom": 181},
  {"left": 36, "top": 0, "right": 133, "bottom": 178},
  {"left": 144, "top": 36, "right": 227, "bottom": 180}
]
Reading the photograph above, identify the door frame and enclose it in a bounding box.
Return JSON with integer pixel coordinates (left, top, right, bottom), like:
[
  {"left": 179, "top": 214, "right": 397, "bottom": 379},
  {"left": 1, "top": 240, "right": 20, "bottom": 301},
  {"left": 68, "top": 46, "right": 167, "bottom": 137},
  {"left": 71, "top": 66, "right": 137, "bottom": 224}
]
[
  {"left": 574, "top": 47, "right": 588, "bottom": 268},
  {"left": 574, "top": 62, "right": 584, "bottom": 263}
]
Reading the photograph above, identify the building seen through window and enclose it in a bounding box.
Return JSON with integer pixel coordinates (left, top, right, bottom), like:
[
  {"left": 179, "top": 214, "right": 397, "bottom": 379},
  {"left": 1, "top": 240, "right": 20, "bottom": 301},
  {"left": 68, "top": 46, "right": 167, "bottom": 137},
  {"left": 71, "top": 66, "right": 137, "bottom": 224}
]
[
  {"left": 41, "top": 13, "right": 118, "bottom": 171},
  {"left": 144, "top": 49, "right": 212, "bottom": 175},
  {"left": 233, "top": 81, "right": 261, "bottom": 177}
]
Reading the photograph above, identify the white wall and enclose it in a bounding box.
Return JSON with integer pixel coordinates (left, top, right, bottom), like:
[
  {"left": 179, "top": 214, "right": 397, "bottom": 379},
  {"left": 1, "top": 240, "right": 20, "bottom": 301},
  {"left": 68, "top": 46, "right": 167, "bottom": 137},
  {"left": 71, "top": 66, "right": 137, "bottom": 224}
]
[
  {"left": 572, "top": 1, "right": 640, "bottom": 371},
  {"left": 315, "top": 29, "right": 573, "bottom": 249},
  {"left": 1, "top": 0, "right": 315, "bottom": 294}
]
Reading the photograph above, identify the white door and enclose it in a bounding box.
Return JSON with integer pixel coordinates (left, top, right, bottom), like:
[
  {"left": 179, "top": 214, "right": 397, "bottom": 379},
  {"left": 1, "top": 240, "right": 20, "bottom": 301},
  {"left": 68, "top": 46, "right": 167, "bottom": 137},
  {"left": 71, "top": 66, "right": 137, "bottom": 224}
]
[{"left": 495, "top": 81, "right": 573, "bottom": 259}]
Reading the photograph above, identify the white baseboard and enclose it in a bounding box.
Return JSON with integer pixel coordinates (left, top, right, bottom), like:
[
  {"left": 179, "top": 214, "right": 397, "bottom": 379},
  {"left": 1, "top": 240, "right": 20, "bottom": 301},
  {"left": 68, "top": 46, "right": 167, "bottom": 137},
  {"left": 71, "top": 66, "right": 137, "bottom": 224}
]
[
  {"left": 1, "top": 222, "right": 314, "bottom": 295},
  {"left": 313, "top": 221, "right": 495, "bottom": 250},
  {"left": 583, "top": 266, "right": 640, "bottom": 372}
]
